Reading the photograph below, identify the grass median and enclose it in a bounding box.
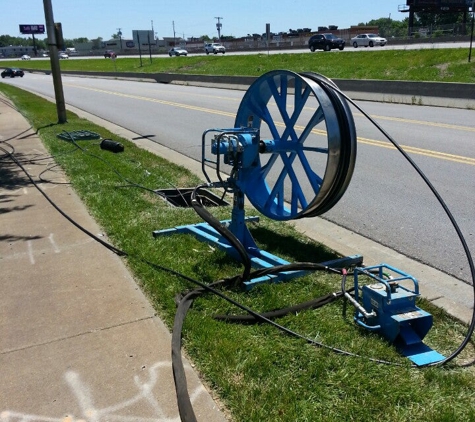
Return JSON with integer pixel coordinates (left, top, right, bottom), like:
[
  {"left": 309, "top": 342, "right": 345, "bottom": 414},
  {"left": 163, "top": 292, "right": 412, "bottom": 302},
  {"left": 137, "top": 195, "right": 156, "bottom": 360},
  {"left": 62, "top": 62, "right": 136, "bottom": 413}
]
[
  {"left": 3, "top": 47, "right": 475, "bottom": 83},
  {"left": 1, "top": 83, "right": 475, "bottom": 422}
]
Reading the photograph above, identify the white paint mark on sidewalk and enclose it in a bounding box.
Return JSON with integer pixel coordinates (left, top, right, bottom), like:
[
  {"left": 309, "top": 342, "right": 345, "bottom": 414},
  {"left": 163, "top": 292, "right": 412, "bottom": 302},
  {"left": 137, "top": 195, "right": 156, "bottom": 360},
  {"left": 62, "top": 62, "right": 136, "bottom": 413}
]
[
  {"left": 49, "top": 233, "right": 61, "bottom": 253},
  {"left": 0, "top": 360, "right": 219, "bottom": 421},
  {"left": 27, "top": 240, "right": 35, "bottom": 265}
]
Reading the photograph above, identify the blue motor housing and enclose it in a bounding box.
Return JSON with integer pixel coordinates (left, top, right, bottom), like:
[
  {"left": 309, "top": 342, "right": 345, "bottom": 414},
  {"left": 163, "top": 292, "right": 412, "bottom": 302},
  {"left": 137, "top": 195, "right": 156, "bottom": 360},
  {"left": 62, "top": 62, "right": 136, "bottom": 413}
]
[{"left": 353, "top": 264, "right": 445, "bottom": 366}]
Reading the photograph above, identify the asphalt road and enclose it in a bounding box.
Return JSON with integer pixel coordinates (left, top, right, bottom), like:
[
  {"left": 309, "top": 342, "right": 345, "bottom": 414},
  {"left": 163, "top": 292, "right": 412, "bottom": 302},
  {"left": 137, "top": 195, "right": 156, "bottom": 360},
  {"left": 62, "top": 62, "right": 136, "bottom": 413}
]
[
  {"left": 6, "top": 40, "right": 473, "bottom": 61},
  {"left": 2, "top": 73, "right": 474, "bottom": 285}
]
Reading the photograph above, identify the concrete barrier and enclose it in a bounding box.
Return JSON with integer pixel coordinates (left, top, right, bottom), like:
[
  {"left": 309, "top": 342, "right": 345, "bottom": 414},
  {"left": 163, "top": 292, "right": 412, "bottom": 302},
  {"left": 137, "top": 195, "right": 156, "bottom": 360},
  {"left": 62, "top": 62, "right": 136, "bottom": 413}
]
[{"left": 28, "top": 69, "right": 475, "bottom": 109}]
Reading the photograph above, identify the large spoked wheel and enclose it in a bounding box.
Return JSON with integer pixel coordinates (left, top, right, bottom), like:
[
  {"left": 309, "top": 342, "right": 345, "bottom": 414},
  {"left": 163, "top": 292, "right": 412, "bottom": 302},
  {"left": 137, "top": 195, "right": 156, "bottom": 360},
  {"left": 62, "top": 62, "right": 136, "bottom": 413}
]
[{"left": 234, "top": 70, "right": 357, "bottom": 221}]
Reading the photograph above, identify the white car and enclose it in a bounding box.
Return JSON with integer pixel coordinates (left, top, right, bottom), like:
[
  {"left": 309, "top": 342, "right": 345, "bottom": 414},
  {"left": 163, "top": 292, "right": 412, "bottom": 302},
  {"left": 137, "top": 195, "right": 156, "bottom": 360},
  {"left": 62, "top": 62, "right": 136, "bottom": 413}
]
[
  {"left": 21, "top": 55, "right": 31, "bottom": 60},
  {"left": 168, "top": 47, "right": 188, "bottom": 56},
  {"left": 59, "top": 52, "right": 69, "bottom": 59},
  {"left": 204, "top": 43, "right": 226, "bottom": 54},
  {"left": 351, "top": 34, "right": 387, "bottom": 48}
]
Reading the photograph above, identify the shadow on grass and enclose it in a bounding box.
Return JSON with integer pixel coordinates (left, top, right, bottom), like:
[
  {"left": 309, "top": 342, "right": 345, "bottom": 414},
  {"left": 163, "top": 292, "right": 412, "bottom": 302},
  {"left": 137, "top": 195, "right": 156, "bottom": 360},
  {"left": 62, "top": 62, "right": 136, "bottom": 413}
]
[{"left": 250, "top": 225, "right": 338, "bottom": 263}]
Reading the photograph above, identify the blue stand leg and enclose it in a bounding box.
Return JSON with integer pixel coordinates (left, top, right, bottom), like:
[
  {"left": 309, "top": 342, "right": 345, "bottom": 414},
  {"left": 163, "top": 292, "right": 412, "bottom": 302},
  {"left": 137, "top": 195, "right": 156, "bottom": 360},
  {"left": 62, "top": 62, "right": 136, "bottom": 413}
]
[{"left": 153, "top": 188, "right": 362, "bottom": 289}]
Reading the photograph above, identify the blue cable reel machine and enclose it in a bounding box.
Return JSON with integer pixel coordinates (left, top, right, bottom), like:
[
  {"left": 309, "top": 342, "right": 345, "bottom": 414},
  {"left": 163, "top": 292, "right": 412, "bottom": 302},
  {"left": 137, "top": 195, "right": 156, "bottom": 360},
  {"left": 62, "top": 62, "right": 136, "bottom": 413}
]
[
  {"left": 153, "top": 69, "right": 445, "bottom": 364},
  {"left": 154, "top": 70, "right": 361, "bottom": 287}
]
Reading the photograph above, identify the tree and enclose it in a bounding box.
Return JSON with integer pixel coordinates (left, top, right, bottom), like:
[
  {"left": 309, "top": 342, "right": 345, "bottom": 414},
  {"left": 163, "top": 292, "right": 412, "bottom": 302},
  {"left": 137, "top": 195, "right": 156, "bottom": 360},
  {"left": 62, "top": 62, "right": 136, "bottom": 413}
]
[
  {"left": 0, "top": 34, "right": 46, "bottom": 49},
  {"left": 0, "top": 34, "right": 48, "bottom": 52},
  {"left": 91, "top": 37, "right": 103, "bottom": 50},
  {"left": 72, "top": 37, "right": 89, "bottom": 44},
  {"left": 416, "top": 11, "right": 465, "bottom": 27},
  {"left": 356, "top": 17, "right": 409, "bottom": 38}
]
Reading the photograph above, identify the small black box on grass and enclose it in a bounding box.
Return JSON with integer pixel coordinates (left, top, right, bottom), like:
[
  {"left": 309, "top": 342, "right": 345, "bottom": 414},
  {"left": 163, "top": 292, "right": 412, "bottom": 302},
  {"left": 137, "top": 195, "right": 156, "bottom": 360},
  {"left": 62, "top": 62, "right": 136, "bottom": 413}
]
[{"left": 100, "top": 139, "right": 124, "bottom": 153}]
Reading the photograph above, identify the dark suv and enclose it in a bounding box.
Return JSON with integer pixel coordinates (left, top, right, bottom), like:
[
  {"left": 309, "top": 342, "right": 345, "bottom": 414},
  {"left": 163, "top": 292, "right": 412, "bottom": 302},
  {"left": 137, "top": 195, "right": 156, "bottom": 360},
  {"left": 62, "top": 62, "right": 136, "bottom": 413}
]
[{"left": 308, "top": 33, "right": 345, "bottom": 52}]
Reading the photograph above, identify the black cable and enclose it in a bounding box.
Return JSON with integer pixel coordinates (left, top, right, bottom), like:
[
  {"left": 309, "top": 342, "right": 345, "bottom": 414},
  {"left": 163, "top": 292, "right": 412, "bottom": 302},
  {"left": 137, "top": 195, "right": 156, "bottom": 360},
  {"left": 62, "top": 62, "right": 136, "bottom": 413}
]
[
  {"left": 0, "top": 143, "right": 127, "bottom": 257},
  {"left": 58, "top": 130, "right": 172, "bottom": 198},
  {"left": 172, "top": 288, "right": 201, "bottom": 422},
  {"left": 0, "top": 141, "right": 15, "bottom": 160},
  {"left": 212, "top": 268, "right": 379, "bottom": 323},
  {"left": 38, "top": 162, "right": 72, "bottom": 185},
  {"left": 213, "top": 290, "right": 346, "bottom": 323},
  {"left": 318, "top": 79, "right": 475, "bottom": 367},
  {"left": 171, "top": 268, "right": 406, "bottom": 360}
]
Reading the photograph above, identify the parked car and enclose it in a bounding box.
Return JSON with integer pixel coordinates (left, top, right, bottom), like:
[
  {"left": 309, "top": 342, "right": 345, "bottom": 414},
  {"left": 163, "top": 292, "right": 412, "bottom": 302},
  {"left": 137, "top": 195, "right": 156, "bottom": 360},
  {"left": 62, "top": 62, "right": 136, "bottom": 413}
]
[
  {"left": 204, "top": 43, "right": 226, "bottom": 54},
  {"left": 351, "top": 33, "right": 387, "bottom": 48},
  {"left": 59, "top": 52, "right": 69, "bottom": 59},
  {"left": 308, "top": 33, "right": 345, "bottom": 52},
  {"left": 168, "top": 47, "right": 188, "bottom": 56},
  {"left": 1, "top": 68, "right": 25, "bottom": 78},
  {"left": 104, "top": 50, "right": 117, "bottom": 58},
  {"left": 21, "top": 55, "right": 31, "bottom": 60}
]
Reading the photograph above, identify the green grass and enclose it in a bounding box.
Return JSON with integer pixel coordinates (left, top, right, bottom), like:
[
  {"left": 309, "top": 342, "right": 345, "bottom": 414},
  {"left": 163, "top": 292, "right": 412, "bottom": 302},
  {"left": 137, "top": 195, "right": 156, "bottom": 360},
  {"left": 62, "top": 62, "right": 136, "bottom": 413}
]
[
  {"left": 3, "top": 47, "right": 475, "bottom": 83},
  {"left": 2, "top": 81, "right": 475, "bottom": 422}
]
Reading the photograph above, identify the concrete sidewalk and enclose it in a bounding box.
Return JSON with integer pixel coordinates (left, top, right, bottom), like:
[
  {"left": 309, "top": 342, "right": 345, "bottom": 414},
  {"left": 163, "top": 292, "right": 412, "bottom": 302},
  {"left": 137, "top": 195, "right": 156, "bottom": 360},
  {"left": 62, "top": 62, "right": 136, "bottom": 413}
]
[{"left": 0, "top": 97, "right": 227, "bottom": 421}]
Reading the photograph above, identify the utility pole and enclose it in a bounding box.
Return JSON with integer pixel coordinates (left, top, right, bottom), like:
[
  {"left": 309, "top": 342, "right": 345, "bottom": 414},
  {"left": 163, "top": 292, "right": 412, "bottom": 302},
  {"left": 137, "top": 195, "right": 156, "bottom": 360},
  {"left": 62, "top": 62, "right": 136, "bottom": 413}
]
[
  {"left": 43, "top": 0, "right": 67, "bottom": 123},
  {"left": 116, "top": 27, "right": 122, "bottom": 52},
  {"left": 469, "top": 0, "right": 474, "bottom": 62},
  {"left": 172, "top": 20, "right": 176, "bottom": 45},
  {"left": 215, "top": 17, "right": 223, "bottom": 41}
]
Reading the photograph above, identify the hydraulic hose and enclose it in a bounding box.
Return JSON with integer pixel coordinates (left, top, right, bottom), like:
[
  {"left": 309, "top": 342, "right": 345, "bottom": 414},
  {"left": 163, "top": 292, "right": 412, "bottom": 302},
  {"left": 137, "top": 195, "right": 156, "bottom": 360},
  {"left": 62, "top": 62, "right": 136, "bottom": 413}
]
[
  {"left": 213, "top": 290, "right": 344, "bottom": 323},
  {"left": 190, "top": 184, "right": 252, "bottom": 281}
]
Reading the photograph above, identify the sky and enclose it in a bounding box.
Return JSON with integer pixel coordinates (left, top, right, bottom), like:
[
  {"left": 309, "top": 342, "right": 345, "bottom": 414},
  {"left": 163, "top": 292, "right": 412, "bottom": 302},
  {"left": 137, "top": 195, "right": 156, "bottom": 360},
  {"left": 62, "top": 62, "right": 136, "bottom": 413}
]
[{"left": 4, "top": 1, "right": 405, "bottom": 42}]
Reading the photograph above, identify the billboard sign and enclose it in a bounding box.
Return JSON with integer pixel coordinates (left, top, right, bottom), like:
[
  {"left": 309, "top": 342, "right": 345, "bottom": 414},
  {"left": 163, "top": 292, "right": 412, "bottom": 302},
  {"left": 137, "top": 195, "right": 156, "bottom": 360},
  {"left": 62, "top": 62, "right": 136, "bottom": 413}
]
[
  {"left": 407, "top": 0, "right": 471, "bottom": 8},
  {"left": 19, "top": 24, "right": 45, "bottom": 34},
  {"left": 438, "top": 0, "right": 470, "bottom": 6},
  {"left": 132, "top": 30, "right": 155, "bottom": 45}
]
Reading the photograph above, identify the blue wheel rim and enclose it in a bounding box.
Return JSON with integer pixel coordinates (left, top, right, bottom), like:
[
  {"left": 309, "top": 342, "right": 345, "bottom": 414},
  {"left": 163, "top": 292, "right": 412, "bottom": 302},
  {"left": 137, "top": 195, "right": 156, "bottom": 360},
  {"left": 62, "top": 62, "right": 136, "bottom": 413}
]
[{"left": 234, "top": 70, "right": 356, "bottom": 220}]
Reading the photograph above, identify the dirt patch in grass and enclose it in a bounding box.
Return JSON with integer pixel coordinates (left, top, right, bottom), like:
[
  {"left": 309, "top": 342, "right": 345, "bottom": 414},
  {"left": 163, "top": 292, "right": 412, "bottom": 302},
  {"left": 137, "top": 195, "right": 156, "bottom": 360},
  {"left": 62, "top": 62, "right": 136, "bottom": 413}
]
[
  {"left": 435, "top": 62, "right": 452, "bottom": 78},
  {"left": 178, "top": 61, "right": 209, "bottom": 72}
]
